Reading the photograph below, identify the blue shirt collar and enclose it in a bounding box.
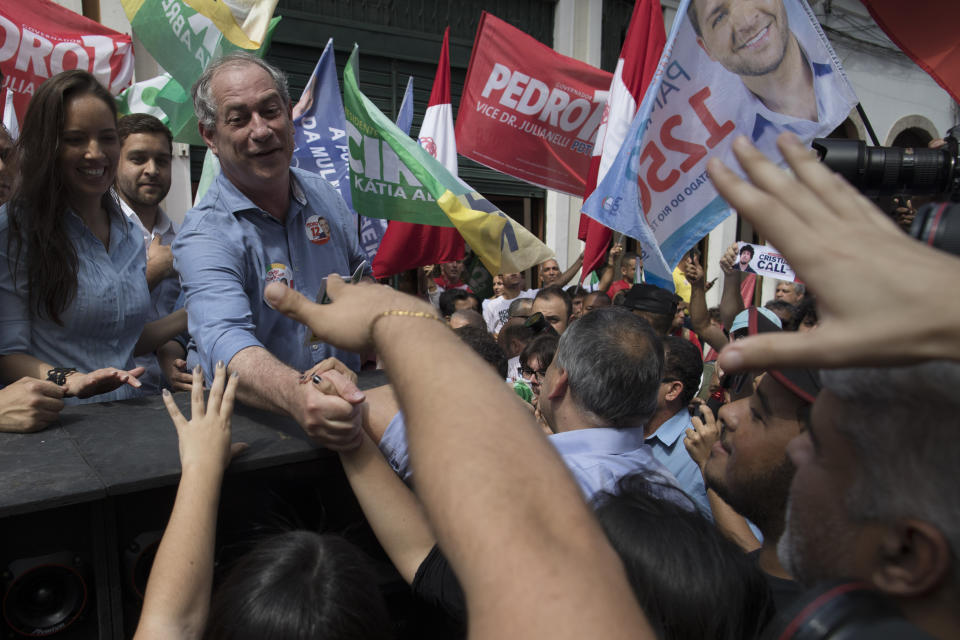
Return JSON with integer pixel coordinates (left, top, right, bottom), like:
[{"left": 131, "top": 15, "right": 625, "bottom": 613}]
[
  {"left": 645, "top": 409, "right": 692, "bottom": 447},
  {"left": 550, "top": 426, "right": 648, "bottom": 455},
  {"left": 213, "top": 168, "right": 307, "bottom": 221}
]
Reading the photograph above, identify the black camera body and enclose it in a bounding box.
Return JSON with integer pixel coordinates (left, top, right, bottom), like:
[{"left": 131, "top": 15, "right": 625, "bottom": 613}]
[{"left": 813, "top": 126, "right": 960, "bottom": 255}]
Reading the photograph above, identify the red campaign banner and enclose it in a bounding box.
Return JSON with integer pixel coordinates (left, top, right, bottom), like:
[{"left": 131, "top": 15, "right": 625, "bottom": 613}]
[
  {"left": 455, "top": 12, "right": 612, "bottom": 196},
  {"left": 0, "top": 0, "right": 133, "bottom": 127}
]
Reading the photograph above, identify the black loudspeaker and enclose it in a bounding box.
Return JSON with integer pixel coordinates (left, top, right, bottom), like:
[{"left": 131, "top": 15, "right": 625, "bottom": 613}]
[
  {"left": 0, "top": 373, "right": 391, "bottom": 638},
  {"left": 0, "top": 503, "right": 112, "bottom": 638}
]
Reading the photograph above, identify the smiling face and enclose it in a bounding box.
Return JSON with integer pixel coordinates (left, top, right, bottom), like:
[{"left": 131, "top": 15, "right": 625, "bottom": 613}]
[
  {"left": 200, "top": 62, "right": 294, "bottom": 194},
  {"left": 116, "top": 132, "right": 172, "bottom": 210},
  {"left": 693, "top": 0, "right": 791, "bottom": 78},
  {"left": 492, "top": 275, "right": 504, "bottom": 297},
  {"left": 704, "top": 374, "right": 806, "bottom": 533},
  {"left": 58, "top": 93, "right": 120, "bottom": 208}
]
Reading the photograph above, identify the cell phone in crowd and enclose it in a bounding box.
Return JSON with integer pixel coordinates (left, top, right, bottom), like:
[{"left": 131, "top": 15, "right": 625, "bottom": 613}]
[{"left": 317, "top": 260, "right": 368, "bottom": 304}]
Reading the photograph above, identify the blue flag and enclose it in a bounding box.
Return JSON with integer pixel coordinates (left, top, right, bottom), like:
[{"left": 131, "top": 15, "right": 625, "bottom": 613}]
[
  {"left": 292, "top": 38, "right": 353, "bottom": 211},
  {"left": 357, "top": 75, "right": 414, "bottom": 263},
  {"left": 396, "top": 75, "right": 415, "bottom": 136},
  {"left": 582, "top": 0, "right": 857, "bottom": 292}
]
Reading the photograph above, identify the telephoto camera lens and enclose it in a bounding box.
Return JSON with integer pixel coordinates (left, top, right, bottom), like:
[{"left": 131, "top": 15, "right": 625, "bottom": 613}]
[{"left": 811, "top": 139, "right": 956, "bottom": 198}]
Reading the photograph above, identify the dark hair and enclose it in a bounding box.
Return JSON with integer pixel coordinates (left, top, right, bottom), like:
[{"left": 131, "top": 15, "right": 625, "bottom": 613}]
[
  {"left": 663, "top": 336, "right": 703, "bottom": 407},
  {"left": 763, "top": 299, "right": 798, "bottom": 329},
  {"left": 438, "top": 288, "right": 472, "bottom": 318},
  {"left": 631, "top": 309, "right": 674, "bottom": 337},
  {"left": 454, "top": 325, "right": 508, "bottom": 378},
  {"left": 534, "top": 285, "right": 573, "bottom": 320},
  {"left": 497, "top": 317, "right": 535, "bottom": 358},
  {"left": 707, "top": 306, "right": 721, "bottom": 324},
  {"left": 555, "top": 307, "right": 663, "bottom": 426},
  {"left": 585, "top": 291, "right": 611, "bottom": 310},
  {"left": 565, "top": 285, "right": 588, "bottom": 299},
  {"left": 8, "top": 69, "right": 118, "bottom": 324},
  {"left": 507, "top": 297, "right": 533, "bottom": 318},
  {"left": 519, "top": 334, "right": 559, "bottom": 373},
  {"left": 595, "top": 474, "right": 774, "bottom": 639},
  {"left": 449, "top": 308, "right": 484, "bottom": 331},
  {"left": 739, "top": 244, "right": 755, "bottom": 258},
  {"left": 117, "top": 113, "right": 173, "bottom": 152},
  {"left": 205, "top": 531, "right": 392, "bottom": 640},
  {"left": 792, "top": 295, "right": 818, "bottom": 330}
]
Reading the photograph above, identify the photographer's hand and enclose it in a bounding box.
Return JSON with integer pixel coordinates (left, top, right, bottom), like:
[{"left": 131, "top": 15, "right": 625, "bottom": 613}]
[{"left": 708, "top": 133, "right": 960, "bottom": 372}]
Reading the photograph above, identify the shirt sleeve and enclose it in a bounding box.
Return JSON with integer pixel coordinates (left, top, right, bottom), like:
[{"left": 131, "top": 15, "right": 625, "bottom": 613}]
[
  {"left": 172, "top": 220, "right": 263, "bottom": 378},
  {"left": 0, "top": 217, "right": 31, "bottom": 355}
]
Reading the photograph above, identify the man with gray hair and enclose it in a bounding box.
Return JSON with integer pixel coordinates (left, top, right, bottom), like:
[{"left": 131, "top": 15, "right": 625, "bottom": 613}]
[
  {"left": 774, "top": 281, "right": 804, "bottom": 305},
  {"left": 173, "top": 52, "right": 370, "bottom": 449},
  {"left": 370, "top": 307, "right": 681, "bottom": 499},
  {"left": 779, "top": 361, "right": 960, "bottom": 638}
]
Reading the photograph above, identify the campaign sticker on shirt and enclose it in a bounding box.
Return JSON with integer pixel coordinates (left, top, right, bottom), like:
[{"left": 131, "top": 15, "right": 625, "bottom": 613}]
[
  {"left": 264, "top": 263, "right": 293, "bottom": 309},
  {"left": 305, "top": 215, "right": 331, "bottom": 245}
]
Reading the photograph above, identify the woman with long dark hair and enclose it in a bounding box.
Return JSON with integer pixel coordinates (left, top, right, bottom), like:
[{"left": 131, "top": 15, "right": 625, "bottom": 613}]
[{"left": 0, "top": 70, "right": 184, "bottom": 403}]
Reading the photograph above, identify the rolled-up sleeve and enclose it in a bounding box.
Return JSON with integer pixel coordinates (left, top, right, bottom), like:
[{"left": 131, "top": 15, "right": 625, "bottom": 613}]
[{"left": 173, "top": 220, "right": 262, "bottom": 378}]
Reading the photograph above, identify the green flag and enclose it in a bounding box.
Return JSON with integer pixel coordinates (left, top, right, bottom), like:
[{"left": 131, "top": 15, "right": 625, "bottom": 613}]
[
  {"left": 116, "top": 73, "right": 204, "bottom": 145},
  {"left": 118, "top": 0, "right": 279, "bottom": 144},
  {"left": 342, "top": 45, "right": 553, "bottom": 275}
]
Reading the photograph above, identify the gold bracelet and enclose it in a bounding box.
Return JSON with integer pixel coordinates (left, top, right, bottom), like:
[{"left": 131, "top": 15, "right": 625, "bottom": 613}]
[{"left": 370, "top": 309, "right": 444, "bottom": 341}]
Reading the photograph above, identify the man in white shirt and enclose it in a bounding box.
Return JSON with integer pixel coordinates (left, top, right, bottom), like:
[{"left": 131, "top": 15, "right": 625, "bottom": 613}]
[
  {"left": 115, "top": 114, "right": 190, "bottom": 393},
  {"left": 482, "top": 271, "right": 536, "bottom": 335}
]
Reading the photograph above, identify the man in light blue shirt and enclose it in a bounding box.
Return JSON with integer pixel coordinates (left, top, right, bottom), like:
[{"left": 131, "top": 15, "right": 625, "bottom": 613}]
[
  {"left": 377, "top": 307, "right": 683, "bottom": 503},
  {"left": 173, "top": 53, "right": 369, "bottom": 449},
  {"left": 644, "top": 336, "right": 712, "bottom": 517}
]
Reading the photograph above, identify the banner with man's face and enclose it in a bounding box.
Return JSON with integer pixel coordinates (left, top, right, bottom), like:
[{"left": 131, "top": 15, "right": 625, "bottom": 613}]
[
  {"left": 736, "top": 242, "right": 798, "bottom": 282},
  {"left": 583, "top": 0, "right": 858, "bottom": 291}
]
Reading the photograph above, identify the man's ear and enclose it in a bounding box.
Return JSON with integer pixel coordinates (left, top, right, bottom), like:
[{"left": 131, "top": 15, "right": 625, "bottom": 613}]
[
  {"left": 199, "top": 122, "right": 219, "bottom": 157},
  {"left": 664, "top": 380, "right": 684, "bottom": 403},
  {"left": 871, "top": 519, "right": 952, "bottom": 598},
  {"left": 545, "top": 368, "right": 568, "bottom": 401}
]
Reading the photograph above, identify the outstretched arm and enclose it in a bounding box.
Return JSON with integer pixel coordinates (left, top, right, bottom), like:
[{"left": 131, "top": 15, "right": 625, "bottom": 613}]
[
  {"left": 134, "top": 364, "right": 244, "bottom": 640},
  {"left": 685, "top": 259, "right": 728, "bottom": 352},
  {"left": 595, "top": 243, "right": 622, "bottom": 294},
  {"left": 266, "top": 280, "right": 653, "bottom": 640},
  {"left": 134, "top": 309, "right": 188, "bottom": 357},
  {"left": 338, "top": 425, "right": 436, "bottom": 583},
  {"left": 0, "top": 353, "right": 143, "bottom": 399},
  {"left": 556, "top": 251, "right": 584, "bottom": 288},
  {"left": 717, "top": 243, "right": 745, "bottom": 330},
  {"left": 709, "top": 133, "right": 960, "bottom": 371}
]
